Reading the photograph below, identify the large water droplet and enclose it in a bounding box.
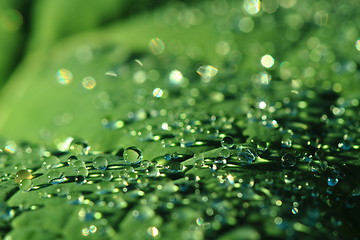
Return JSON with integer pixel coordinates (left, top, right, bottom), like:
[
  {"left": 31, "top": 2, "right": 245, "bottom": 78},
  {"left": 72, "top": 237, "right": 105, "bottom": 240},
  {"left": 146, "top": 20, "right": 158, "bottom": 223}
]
[
  {"left": 123, "top": 146, "right": 143, "bottom": 164},
  {"left": 14, "top": 169, "right": 32, "bottom": 183},
  {"left": 221, "top": 136, "right": 234, "bottom": 149},
  {"left": 238, "top": 148, "right": 257, "bottom": 165},
  {"left": 93, "top": 156, "right": 108, "bottom": 170}
]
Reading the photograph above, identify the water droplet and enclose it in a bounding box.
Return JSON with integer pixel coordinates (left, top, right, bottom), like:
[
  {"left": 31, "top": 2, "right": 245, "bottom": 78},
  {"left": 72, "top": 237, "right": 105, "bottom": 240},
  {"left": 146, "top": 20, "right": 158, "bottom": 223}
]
[
  {"left": 256, "top": 141, "right": 269, "bottom": 152},
  {"left": 19, "top": 178, "right": 33, "bottom": 191},
  {"left": 338, "top": 140, "right": 352, "bottom": 150},
  {"left": 146, "top": 165, "right": 160, "bottom": 177},
  {"left": 291, "top": 208, "right": 299, "bottom": 214},
  {"left": 327, "top": 175, "right": 339, "bottom": 187},
  {"left": 238, "top": 148, "right": 257, "bottom": 165},
  {"left": 105, "top": 70, "right": 117, "bottom": 77},
  {"left": 206, "top": 127, "right": 219, "bottom": 138},
  {"left": 47, "top": 170, "right": 63, "bottom": 183},
  {"left": 101, "top": 171, "right": 113, "bottom": 181},
  {"left": 219, "top": 149, "right": 231, "bottom": 158},
  {"left": 180, "top": 133, "right": 196, "bottom": 147},
  {"left": 42, "top": 156, "right": 60, "bottom": 169},
  {"left": 169, "top": 70, "right": 184, "bottom": 86},
  {"left": 165, "top": 161, "right": 185, "bottom": 173},
  {"left": 355, "top": 39, "right": 360, "bottom": 51},
  {"left": 14, "top": 169, "right": 32, "bottom": 183},
  {"left": 149, "top": 38, "right": 165, "bottom": 55},
  {"left": 56, "top": 185, "right": 70, "bottom": 196},
  {"left": 281, "top": 133, "right": 292, "bottom": 148},
  {"left": 75, "top": 175, "right": 87, "bottom": 184},
  {"left": 139, "top": 128, "right": 153, "bottom": 141},
  {"left": 243, "top": 0, "right": 261, "bottom": 15},
  {"left": 153, "top": 88, "right": 164, "bottom": 98},
  {"left": 82, "top": 76, "right": 96, "bottom": 90},
  {"left": 221, "top": 136, "right": 234, "bottom": 149},
  {"left": 96, "top": 182, "right": 114, "bottom": 194},
  {"left": 281, "top": 153, "right": 296, "bottom": 168},
  {"left": 67, "top": 155, "right": 78, "bottom": 166},
  {"left": 93, "top": 156, "right": 108, "bottom": 170},
  {"left": 261, "top": 55, "right": 275, "bottom": 68},
  {"left": 69, "top": 140, "right": 90, "bottom": 155},
  {"left": 147, "top": 226, "right": 160, "bottom": 237},
  {"left": 75, "top": 167, "right": 89, "bottom": 177},
  {"left": 123, "top": 146, "right": 143, "bottom": 164},
  {"left": 56, "top": 68, "right": 73, "bottom": 85},
  {"left": 310, "top": 160, "right": 328, "bottom": 173},
  {"left": 196, "top": 65, "right": 218, "bottom": 78},
  {"left": 72, "top": 160, "right": 86, "bottom": 169}
]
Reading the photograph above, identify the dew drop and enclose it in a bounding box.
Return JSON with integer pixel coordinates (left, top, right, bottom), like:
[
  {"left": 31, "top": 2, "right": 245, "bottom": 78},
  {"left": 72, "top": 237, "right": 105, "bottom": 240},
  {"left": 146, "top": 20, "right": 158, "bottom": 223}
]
[
  {"left": 72, "top": 160, "right": 86, "bottom": 169},
  {"left": 221, "top": 136, "right": 234, "bottom": 149},
  {"left": 76, "top": 167, "right": 89, "bottom": 177},
  {"left": 281, "top": 153, "right": 297, "bottom": 168},
  {"left": 196, "top": 65, "right": 218, "bottom": 78},
  {"left": 0, "top": 203, "right": 15, "bottom": 221},
  {"left": 256, "top": 141, "right": 269, "bottom": 152},
  {"left": 93, "top": 156, "right": 108, "bottom": 170},
  {"left": 69, "top": 140, "right": 90, "bottom": 155},
  {"left": 47, "top": 170, "right": 63, "bottom": 183},
  {"left": 67, "top": 155, "right": 78, "bottom": 166},
  {"left": 19, "top": 178, "right": 33, "bottom": 192},
  {"left": 56, "top": 68, "right": 73, "bottom": 85},
  {"left": 14, "top": 169, "right": 32, "bottom": 183},
  {"left": 82, "top": 76, "right": 96, "bottom": 90},
  {"left": 42, "top": 156, "right": 60, "bottom": 169},
  {"left": 123, "top": 146, "right": 143, "bottom": 164},
  {"left": 219, "top": 149, "right": 231, "bottom": 159},
  {"left": 180, "top": 133, "right": 196, "bottom": 147},
  {"left": 327, "top": 175, "right": 339, "bottom": 187},
  {"left": 149, "top": 38, "right": 165, "bottom": 55},
  {"left": 238, "top": 148, "right": 257, "bottom": 165},
  {"left": 261, "top": 54, "right": 275, "bottom": 68},
  {"left": 356, "top": 39, "right": 360, "bottom": 51},
  {"left": 281, "top": 133, "right": 292, "bottom": 148}
]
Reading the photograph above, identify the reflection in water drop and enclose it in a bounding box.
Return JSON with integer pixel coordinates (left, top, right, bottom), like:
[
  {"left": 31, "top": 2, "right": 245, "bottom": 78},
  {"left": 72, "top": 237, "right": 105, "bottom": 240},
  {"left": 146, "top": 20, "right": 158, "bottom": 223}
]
[
  {"left": 93, "top": 156, "right": 108, "bottom": 170},
  {"left": 221, "top": 136, "right": 234, "bottom": 149},
  {"left": 56, "top": 69, "right": 73, "bottom": 85},
  {"left": 123, "top": 146, "right": 143, "bottom": 164},
  {"left": 15, "top": 170, "right": 32, "bottom": 183},
  {"left": 149, "top": 38, "right": 165, "bottom": 55}
]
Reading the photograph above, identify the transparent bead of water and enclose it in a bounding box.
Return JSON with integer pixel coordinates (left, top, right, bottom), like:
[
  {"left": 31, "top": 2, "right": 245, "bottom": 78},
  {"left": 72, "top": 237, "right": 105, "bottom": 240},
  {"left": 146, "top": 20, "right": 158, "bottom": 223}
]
[
  {"left": 96, "top": 182, "right": 114, "bottom": 194},
  {"left": 327, "top": 175, "right": 339, "bottom": 187},
  {"left": 281, "top": 133, "right": 292, "bottom": 148},
  {"left": 338, "top": 140, "right": 352, "bottom": 151},
  {"left": 206, "top": 127, "right": 219, "bottom": 138},
  {"left": 146, "top": 165, "right": 160, "bottom": 177},
  {"left": 219, "top": 149, "right": 231, "bottom": 159},
  {"left": 123, "top": 146, "right": 143, "bottom": 164},
  {"left": 310, "top": 160, "right": 328, "bottom": 173},
  {"left": 180, "top": 133, "right": 196, "bottom": 147},
  {"left": 72, "top": 160, "right": 86, "bottom": 169},
  {"left": 42, "top": 156, "right": 60, "bottom": 169},
  {"left": 14, "top": 169, "right": 32, "bottom": 183},
  {"left": 101, "top": 171, "right": 113, "bottom": 181},
  {"left": 19, "top": 179, "right": 33, "bottom": 191},
  {"left": 165, "top": 161, "right": 185, "bottom": 173},
  {"left": 238, "top": 148, "right": 257, "bottom": 165},
  {"left": 93, "top": 156, "right": 108, "bottom": 170},
  {"left": 67, "top": 155, "right": 78, "bottom": 166},
  {"left": 140, "top": 160, "right": 151, "bottom": 168},
  {"left": 75, "top": 175, "right": 87, "bottom": 184},
  {"left": 281, "top": 153, "right": 297, "bottom": 168},
  {"left": 76, "top": 167, "right": 89, "bottom": 177},
  {"left": 256, "top": 141, "right": 269, "bottom": 152},
  {"left": 69, "top": 140, "right": 90, "bottom": 155},
  {"left": 221, "top": 136, "right": 234, "bottom": 149},
  {"left": 47, "top": 170, "right": 63, "bottom": 183}
]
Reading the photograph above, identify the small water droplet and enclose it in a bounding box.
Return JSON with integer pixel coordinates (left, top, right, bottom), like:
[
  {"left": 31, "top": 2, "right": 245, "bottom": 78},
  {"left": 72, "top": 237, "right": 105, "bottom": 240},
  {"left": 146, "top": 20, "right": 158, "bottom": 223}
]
[
  {"left": 42, "top": 156, "right": 60, "bottom": 169},
  {"left": 82, "top": 76, "right": 96, "bottom": 90},
  {"left": 327, "top": 175, "right": 339, "bottom": 187},
  {"left": 149, "top": 38, "right": 165, "bottom": 55},
  {"left": 19, "top": 178, "right": 33, "bottom": 191},
  {"left": 221, "top": 136, "right": 234, "bottom": 149},
  {"left": 93, "top": 156, "right": 108, "bottom": 170},
  {"left": 0, "top": 203, "right": 15, "bottom": 221},
  {"left": 281, "top": 153, "right": 296, "bottom": 168},
  {"left": 180, "top": 133, "right": 196, "bottom": 147},
  {"left": 196, "top": 65, "right": 218, "bottom": 79},
  {"left": 69, "top": 140, "right": 90, "bottom": 155},
  {"left": 123, "top": 146, "right": 143, "bottom": 164},
  {"left": 47, "top": 170, "right": 64, "bottom": 183},
  {"left": 238, "top": 148, "right": 257, "bottom": 165},
  {"left": 219, "top": 149, "right": 231, "bottom": 159},
  {"left": 72, "top": 160, "right": 86, "bottom": 169},
  {"left": 281, "top": 133, "right": 292, "bottom": 148},
  {"left": 75, "top": 167, "right": 89, "bottom": 177},
  {"left": 56, "top": 68, "right": 73, "bottom": 85},
  {"left": 67, "top": 155, "right": 78, "bottom": 166}
]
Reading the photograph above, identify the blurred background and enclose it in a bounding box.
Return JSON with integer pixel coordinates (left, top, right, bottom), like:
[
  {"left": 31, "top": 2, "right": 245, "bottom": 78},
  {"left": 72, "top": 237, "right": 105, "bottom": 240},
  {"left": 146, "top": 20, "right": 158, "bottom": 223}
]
[{"left": 0, "top": 0, "right": 359, "bottom": 150}]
